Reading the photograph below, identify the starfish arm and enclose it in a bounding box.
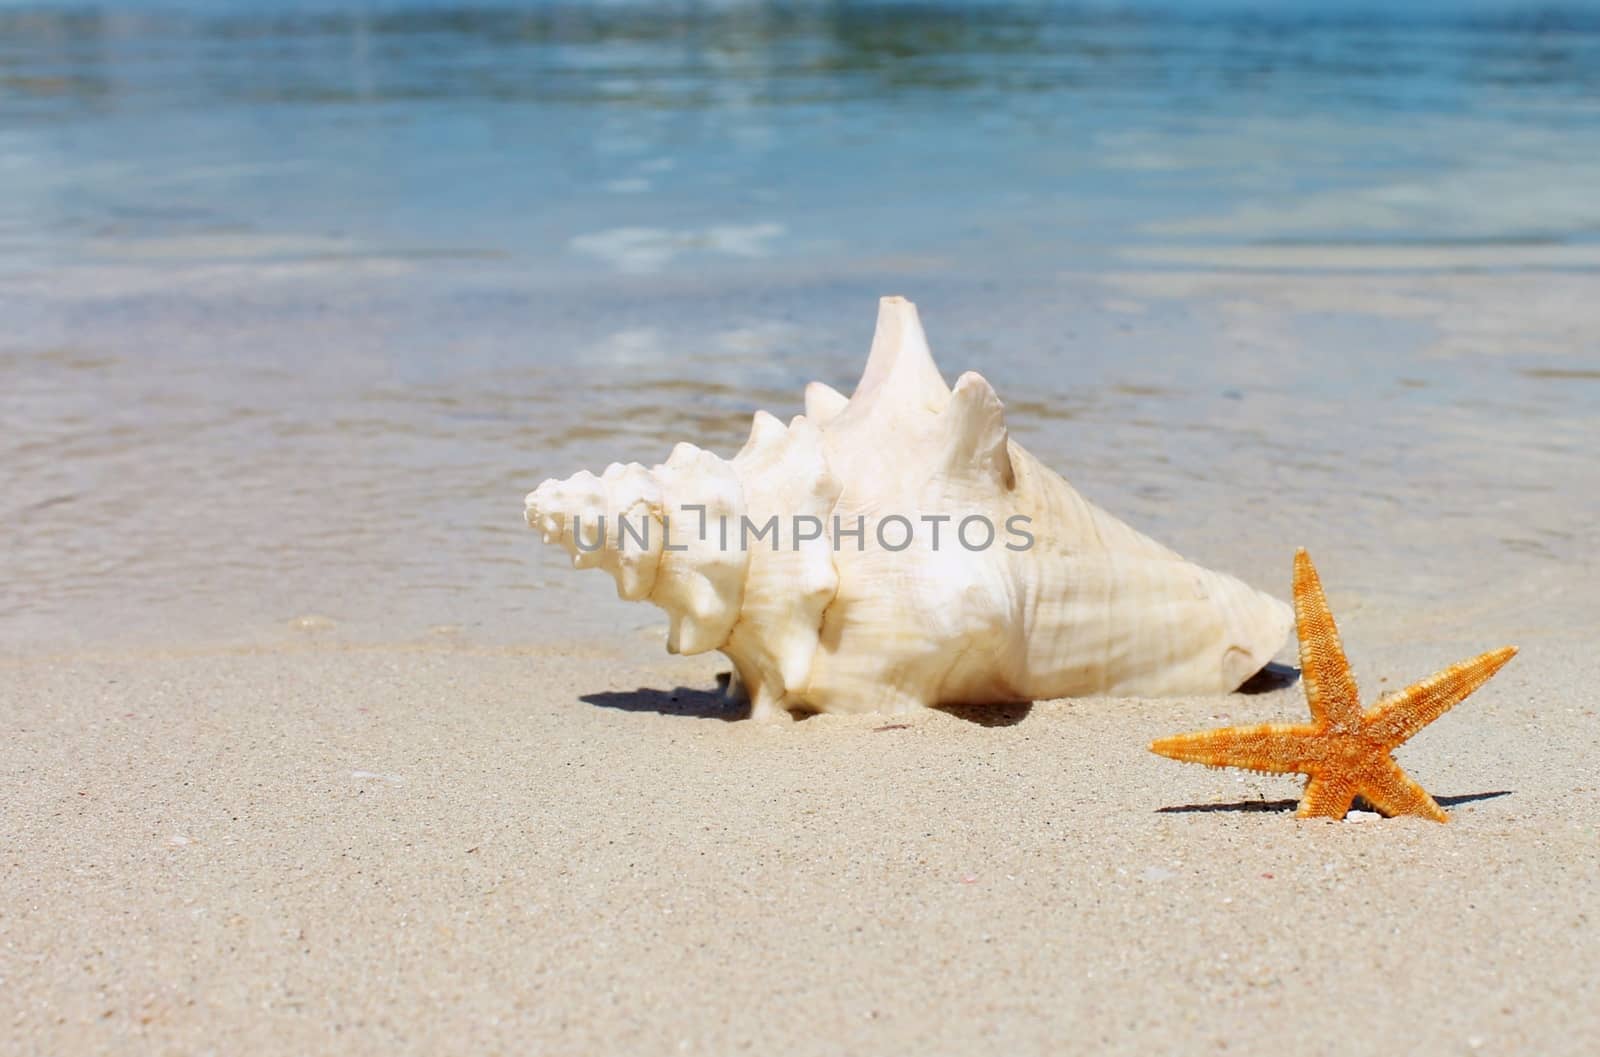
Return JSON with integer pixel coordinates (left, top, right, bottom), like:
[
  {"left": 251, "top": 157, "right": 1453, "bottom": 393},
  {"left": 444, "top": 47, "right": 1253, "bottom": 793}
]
[
  {"left": 1149, "top": 723, "right": 1315, "bottom": 775},
  {"left": 1358, "top": 758, "right": 1449, "bottom": 822},
  {"left": 1295, "top": 774, "right": 1356, "bottom": 819},
  {"left": 1293, "top": 549, "right": 1362, "bottom": 730},
  {"left": 1364, "top": 646, "right": 1518, "bottom": 747}
]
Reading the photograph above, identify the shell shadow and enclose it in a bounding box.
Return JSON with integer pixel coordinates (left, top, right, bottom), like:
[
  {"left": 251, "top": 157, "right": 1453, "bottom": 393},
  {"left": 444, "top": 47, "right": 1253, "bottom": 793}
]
[
  {"left": 577, "top": 689, "right": 1036, "bottom": 726},
  {"left": 1237, "top": 662, "right": 1301, "bottom": 694},
  {"left": 934, "top": 701, "right": 1034, "bottom": 727},
  {"left": 579, "top": 686, "right": 749, "bottom": 721},
  {"left": 1156, "top": 790, "right": 1513, "bottom": 815}
]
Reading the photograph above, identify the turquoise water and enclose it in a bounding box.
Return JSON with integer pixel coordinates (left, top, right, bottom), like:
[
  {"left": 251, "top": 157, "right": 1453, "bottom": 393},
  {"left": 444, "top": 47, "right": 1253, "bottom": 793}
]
[
  {"left": 6, "top": 1, "right": 1600, "bottom": 277},
  {"left": 3, "top": 1, "right": 1599, "bottom": 649}
]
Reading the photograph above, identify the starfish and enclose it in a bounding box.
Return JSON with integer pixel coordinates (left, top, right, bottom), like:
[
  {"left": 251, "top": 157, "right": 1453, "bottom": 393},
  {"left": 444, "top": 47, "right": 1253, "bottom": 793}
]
[{"left": 1150, "top": 548, "right": 1516, "bottom": 821}]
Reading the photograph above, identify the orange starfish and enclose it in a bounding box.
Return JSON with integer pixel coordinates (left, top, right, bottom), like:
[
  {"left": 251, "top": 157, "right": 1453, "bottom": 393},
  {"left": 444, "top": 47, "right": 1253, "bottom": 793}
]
[{"left": 1150, "top": 548, "right": 1516, "bottom": 822}]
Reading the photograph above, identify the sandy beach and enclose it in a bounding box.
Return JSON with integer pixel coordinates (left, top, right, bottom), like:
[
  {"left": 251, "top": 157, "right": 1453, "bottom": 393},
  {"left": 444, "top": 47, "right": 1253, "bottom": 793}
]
[
  {"left": 7, "top": 255, "right": 1600, "bottom": 1053},
  {"left": 6, "top": 257, "right": 1599, "bottom": 1052},
  {"left": 4, "top": 624, "right": 1596, "bottom": 1055},
  {"left": 7, "top": 2, "right": 1600, "bottom": 1052}
]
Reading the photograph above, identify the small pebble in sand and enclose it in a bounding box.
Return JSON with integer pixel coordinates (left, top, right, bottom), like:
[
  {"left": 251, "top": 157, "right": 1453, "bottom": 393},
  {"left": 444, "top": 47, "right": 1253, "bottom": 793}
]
[{"left": 289, "top": 614, "right": 336, "bottom": 633}]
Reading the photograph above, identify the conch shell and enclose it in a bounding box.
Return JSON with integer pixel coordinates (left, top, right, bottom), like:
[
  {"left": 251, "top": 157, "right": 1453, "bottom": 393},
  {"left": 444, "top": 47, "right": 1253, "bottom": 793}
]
[{"left": 526, "top": 296, "right": 1292, "bottom": 719}]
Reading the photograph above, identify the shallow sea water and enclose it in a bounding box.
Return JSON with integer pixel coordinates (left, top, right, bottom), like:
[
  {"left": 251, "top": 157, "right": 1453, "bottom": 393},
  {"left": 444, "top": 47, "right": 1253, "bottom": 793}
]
[{"left": 2, "top": 0, "right": 1598, "bottom": 652}]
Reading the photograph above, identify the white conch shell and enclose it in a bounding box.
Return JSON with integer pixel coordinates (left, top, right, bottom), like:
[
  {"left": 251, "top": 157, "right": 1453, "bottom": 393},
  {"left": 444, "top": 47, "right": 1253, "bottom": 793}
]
[{"left": 527, "top": 296, "right": 1293, "bottom": 719}]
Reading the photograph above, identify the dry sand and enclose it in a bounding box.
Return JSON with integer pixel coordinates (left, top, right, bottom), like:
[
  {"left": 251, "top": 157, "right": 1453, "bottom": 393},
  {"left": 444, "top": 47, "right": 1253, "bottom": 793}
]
[{"left": 4, "top": 627, "right": 1595, "bottom": 1056}]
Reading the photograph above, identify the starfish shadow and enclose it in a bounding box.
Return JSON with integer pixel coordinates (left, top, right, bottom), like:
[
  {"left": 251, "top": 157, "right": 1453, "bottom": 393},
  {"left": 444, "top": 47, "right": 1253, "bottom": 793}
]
[
  {"left": 1158, "top": 797, "right": 1301, "bottom": 815},
  {"left": 1432, "top": 790, "right": 1514, "bottom": 808},
  {"left": 1156, "top": 790, "right": 1513, "bottom": 815}
]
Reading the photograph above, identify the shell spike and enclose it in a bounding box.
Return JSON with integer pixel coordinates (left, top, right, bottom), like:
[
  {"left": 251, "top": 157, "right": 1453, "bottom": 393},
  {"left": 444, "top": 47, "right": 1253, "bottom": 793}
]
[
  {"left": 935, "top": 371, "right": 1015, "bottom": 489},
  {"left": 849, "top": 296, "right": 950, "bottom": 414},
  {"left": 737, "top": 409, "right": 788, "bottom": 460},
  {"left": 803, "top": 381, "right": 849, "bottom": 425}
]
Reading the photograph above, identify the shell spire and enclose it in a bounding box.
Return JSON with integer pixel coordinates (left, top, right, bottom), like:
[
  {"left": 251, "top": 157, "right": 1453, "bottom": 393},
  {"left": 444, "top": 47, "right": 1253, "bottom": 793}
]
[
  {"left": 526, "top": 296, "right": 1293, "bottom": 719},
  {"left": 525, "top": 444, "right": 748, "bottom": 655}
]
